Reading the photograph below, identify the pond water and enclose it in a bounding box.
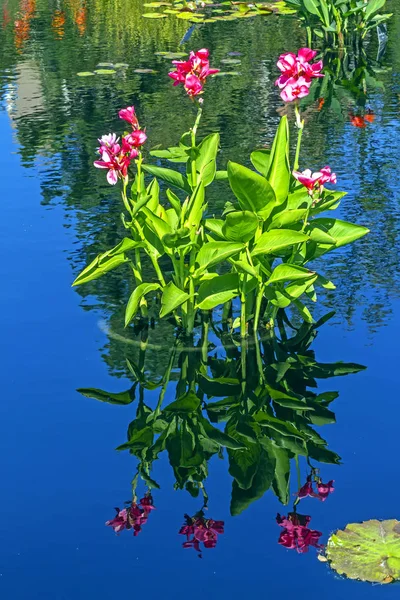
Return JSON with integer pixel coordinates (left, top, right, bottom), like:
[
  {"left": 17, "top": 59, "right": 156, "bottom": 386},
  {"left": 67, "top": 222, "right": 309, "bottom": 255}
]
[{"left": 1, "top": 0, "right": 400, "bottom": 597}]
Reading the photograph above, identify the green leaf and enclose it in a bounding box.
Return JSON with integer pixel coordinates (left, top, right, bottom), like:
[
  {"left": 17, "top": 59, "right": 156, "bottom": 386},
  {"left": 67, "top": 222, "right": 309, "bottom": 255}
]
[
  {"left": 267, "top": 263, "right": 315, "bottom": 285},
  {"left": 364, "top": 0, "right": 387, "bottom": 20},
  {"left": 199, "top": 374, "right": 241, "bottom": 397},
  {"left": 185, "top": 181, "right": 206, "bottom": 233},
  {"left": 252, "top": 229, "right": 308, "bottom": 257},
  {"left": 125, "top": 283, "right": 161, "bottom": 326},
  {"left": 201, "top": 419, "right": 245, "bottom": 449},
  {"left": 222, "top": 211, "right": 259, "bottom": 242},
  {"left": 228, "top": 436, "right": 261, "bottom": 490},
  {"left": 116, "top": 426, "right": 153, "bottom": 451},
  {"left": 270, "top": 444, "right": 290, "bottom": 505},
  {"left": 310, "top": 218, "right": 369, "bottom": 248},
  {"left": 195, "top": 241, "right": 243, "bottom": 273},
  {"left": 166, "top": 188, "right": 182, "bottom": 216},
  {"left": 326, "top": 519, "right": 400, "bottom": 584},
  {"left": 196, "top": 273, "right": 239, "bottom": 310},
  {"left": 77, "top": 387, "right": 134, "bottom": 405},
  {"left": 250, "top": 149, "right": 271, "bottom": 176},
  {"left": 302, "top": 0, "right": 321, "bottom": 16},
  {"left": 205, "top": 218, "right": 225, "bottom": 239},
  {"left": 269, "top": 209, "right": 307, "bottom": 229},
  {"left": 146, "top": 178, "right": 160, "bottom": 212},
  {"left": 160, "top": 282, "right": 190, "bottom": 318},
  {"left": 72, "top": 238, "right": 139, "bottom": 286},
  {"left": 142, "top": 207, "right": 172, "bottom": 242},
  {"left": 194, "top": 133, "right": 220, "bottom": 186},
  {"left": 164, "top": 391, "right": 201, "bottom": 413},
  {"left": 227, "top": 161, "right": 276, "bottom": 218},
  {"left": 266, "top": 116, "right": 290, "bottom": 204},
  {"left": 142, "top": 164, "right": 191, "bottom": 193},
  {"left": 230, "top": 449, "right": 275, "bottom": 515}
]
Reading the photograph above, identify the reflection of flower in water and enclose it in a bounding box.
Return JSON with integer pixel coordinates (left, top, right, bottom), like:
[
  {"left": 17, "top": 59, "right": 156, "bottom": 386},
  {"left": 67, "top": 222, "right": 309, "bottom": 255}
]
[
  {"left": 106, "top": 494, "right": 155, "bottom": 536},
  {"left": 14, "top": 0, "right": 35, "bottom": 51},
  {"left": 52, "top": 9, "right": 66, "bottom": 39},
  {"left": 277, "top": 513, "right": 323, "bottom": 554},
  {"left": 74, "top": 6, "right": 86, "bottom": 36},
  {"left": 179, "top": 510, "right": 224, "bottom": 558},
  {"left": 2, "top": 4, "right": 11, "bottom": 28},
  {"left": 296, "top": 475, "right": 334, "bottom": 501},
  {"left": 278, "top": 471, "right": 334, "bottom": 554}
]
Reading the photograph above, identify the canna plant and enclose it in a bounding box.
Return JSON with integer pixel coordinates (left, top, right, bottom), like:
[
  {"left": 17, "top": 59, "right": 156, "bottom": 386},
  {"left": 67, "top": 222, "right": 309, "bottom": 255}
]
[
  {"left": 73, "top": 48, "right": 369, "bottom": 337},
  {"left": 283, "top": 0, "right": 392, "bottom": 48}
]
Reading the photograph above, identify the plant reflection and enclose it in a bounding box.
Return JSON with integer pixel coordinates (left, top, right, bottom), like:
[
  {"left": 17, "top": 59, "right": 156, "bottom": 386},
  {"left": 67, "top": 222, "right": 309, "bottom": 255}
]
[{"left": 79, "top": 311, "right": 365, "bottom": 548}]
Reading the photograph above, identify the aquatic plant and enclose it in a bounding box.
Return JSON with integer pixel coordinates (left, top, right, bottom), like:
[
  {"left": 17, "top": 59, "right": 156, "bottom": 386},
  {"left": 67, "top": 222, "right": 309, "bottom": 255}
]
[
  {"left": 283, "top": 0, "right": 392, "bottom": 47},
  {"left": 73, "top": 48, "right": 369, "bottom": 337}
]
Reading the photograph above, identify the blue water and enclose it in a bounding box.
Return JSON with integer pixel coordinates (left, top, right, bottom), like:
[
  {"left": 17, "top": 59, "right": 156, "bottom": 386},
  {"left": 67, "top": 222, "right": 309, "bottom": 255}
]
[{"left": 1, "top": 0, "right": 400, "bottom": 597}]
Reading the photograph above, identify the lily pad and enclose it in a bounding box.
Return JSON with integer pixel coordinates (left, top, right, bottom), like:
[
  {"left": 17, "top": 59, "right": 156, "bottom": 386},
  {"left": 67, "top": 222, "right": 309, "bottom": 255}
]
[
  {"left": 133, "top": 68, "right": 158, "bottom": 74},
  {"left": 96, "top": 62, "right": 114, "bottom": 67},
  {"left": 77, "top": 71, "right": 95, "bottom": 77},
  {"left": 221, "top": 58, "right": 241, "bottom": 64},
  {"left": 176, "top": 11, "right": 204, "bottom": 19},
  {"left": 142, "top": 12, "right": 169, "bottom": 17},
  {"left": 94, "top": 69, "right": 117, "bottom": 75},
  {"left": 213, "top": 71, "right": 240, "bottom": 76},
  {"left": 143, "top": 1, "right": 171, "bottom": 6},
  {"left": 155, "top": 51, "right": 187, "bottom": 59},
  {"left": 326, "top": 519, "right": 400, "bottom": 584},
  {"left": 114, "top": 63, "right": 129, "bottom": 68}
]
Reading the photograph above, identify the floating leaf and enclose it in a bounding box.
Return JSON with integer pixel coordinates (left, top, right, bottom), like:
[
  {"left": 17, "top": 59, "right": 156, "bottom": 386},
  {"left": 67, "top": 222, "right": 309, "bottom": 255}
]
[
  {"left": 142, "top": 11, "right": 169, "bottom": 17},
  {"left": 133, "top": 68, "right": 158, "bottom": 74},
  {"left": 220, "top": 58, "right": 241, "bottom": 64},
  {"left": 143, "top": 1, "right": 171, "bottom": 6},
  {"left": 77, "top": 71, "right": 95, "bottom": 77},
  {"left": 155, "top": 51, "right": 187, "bottom": 59},
  {"left": 326, "top": 520, "right": 400, "bottom": 584},
  {"left": 213, "top": 71, "right": 240, "bottom": 76},
  {"left": 114, "top": 62, "right": 129, "bottom": 68},
  {"left": 96, "top": 62, "right": 114, "bottom": 67},
  {"left": 176, "top": 11, "right": 204, "bottom": 19},
  {"left": 94, "top": 69, "right": 117, "bottom": 75}
]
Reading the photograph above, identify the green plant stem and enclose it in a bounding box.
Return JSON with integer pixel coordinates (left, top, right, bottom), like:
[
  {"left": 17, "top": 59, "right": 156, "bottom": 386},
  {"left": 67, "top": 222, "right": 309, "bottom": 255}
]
[
  {"left": 190, "top": 104, "right": 203, "bottom": 188},
  {"left": 240, "top": 288, "right": 247, "bottom": 340},
  {"left": 122, "top": 180, "right": 133, "bottom": 216},
  {"left": 136, "top": 153, "right": 143, "bottom": 196},
  {"left": 254, "top": 284, "right": 264, "bottom": 331},
  {"left": 293, "top": 103, "right": 304, "bottom": 172}
]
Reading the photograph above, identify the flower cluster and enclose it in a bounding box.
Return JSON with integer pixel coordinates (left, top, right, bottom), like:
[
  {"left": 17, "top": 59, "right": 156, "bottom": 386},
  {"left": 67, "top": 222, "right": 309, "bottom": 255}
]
[
  {"left": 277, "top": 512, "right": 323, "bottom": 553},
  {"left": 168, "top": 49, "right": 219, "bottom": 97},
  {"left": 296, "top": 475, "right": 334, "bottom": 502},
  {"left": 179, "top": 512, "right": 224, "bottom": 556},
  {"left": 293, "top": 166, "right": 336, "bottom": 196},
  {"left": 94, "top": 106, "right": 147, "bottom": 185},
  {"left": 106, "top": 494, "right": 155, "bottom": 536},
  {"left": 275, "top": 48, "right": 324, "bottom": 102}
]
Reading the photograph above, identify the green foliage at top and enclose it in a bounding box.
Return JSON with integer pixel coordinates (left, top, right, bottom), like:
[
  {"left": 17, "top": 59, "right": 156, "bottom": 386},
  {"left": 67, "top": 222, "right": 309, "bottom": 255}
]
[
  {"left": 284, "top": 0, "right": 392, "bottom": 46},
  {"left": 326, "top": 520, "right": 400, "bottom": 584}
]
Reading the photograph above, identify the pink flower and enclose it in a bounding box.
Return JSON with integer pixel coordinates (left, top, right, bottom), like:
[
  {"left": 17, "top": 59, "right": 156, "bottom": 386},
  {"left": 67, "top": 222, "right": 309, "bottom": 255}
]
[
  {"left": 179, "top": 512, "right": 224, "bottom": 556},
  {"left": 169, "top": 48, "right": 219, "bottom": 97},
  {"left": 320, "top": 166, "right": 337, "bottom": 185},
  {"left": 280, "top": 76, "right": 310, "bottom": 102},
  {"left": 296, "top": 476, "right": 318, "bottom": 499},
  {"left": 316, "top": 480, "right": 334, "bottom": 501},
  {"left": 275, "top": 48, "right": 324, "bottom": 103},
  {"left": 118, "top": 106, "right": 139, "bottom": 128},
  {"left": 124, "top": 130, "right": 147, "bottom": 147},
  {"left": 106, "top": 508, "right": 128, "bottom": 533},
  {"left": 277, "top": 512, "right": 322, "bottom": 554},
  {"left": 293, "top": 166, "right": 336, "bottom": 195},
  {"left": 106, "top": 495, "right": 155, "bottom": 536}
]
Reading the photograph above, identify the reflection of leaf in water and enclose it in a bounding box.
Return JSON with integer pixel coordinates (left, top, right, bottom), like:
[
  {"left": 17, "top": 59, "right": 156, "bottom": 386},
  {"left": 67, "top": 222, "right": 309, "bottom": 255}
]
[
  {"left": 77, "top": 71, "right": 95, "bottom": 76},
  {"left": 78, "top": 387, "right": 135, "bottom": 405},
  {"left": 326, "top": 520, "right": 400, "bottom": 584},
  {"left": 133, "top": 69, "right": 158, "bottom": 74},
  {"left": 142, "top": 12, "right": 169, "bottom": 17}
]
